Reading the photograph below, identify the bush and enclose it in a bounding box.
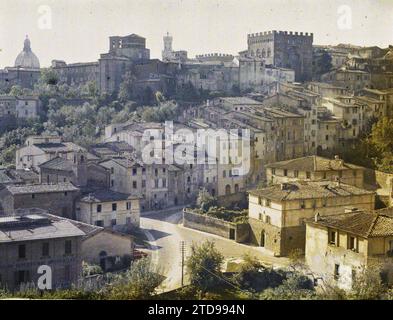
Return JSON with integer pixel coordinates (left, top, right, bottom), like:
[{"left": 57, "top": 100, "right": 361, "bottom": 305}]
[{"left": 187, "top": 240, "right": 224, "bottom": 294}]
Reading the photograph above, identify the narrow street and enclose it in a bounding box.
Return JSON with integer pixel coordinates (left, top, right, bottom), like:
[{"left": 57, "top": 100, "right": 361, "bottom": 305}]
[{"left": 140, "top": 211, "right": 290, "bottom": 292}]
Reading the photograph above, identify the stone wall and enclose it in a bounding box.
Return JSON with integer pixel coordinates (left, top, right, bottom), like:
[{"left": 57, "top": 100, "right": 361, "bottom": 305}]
[
  {"left": 248, "top": 217, "right": 282, "bottom": 256},
  {"left": 183, "top": 209, "right": 249, "bottom": 243}
]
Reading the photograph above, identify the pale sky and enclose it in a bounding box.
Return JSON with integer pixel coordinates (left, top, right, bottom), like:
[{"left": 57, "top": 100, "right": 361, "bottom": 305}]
[{"left": 0, "top": 0, "right": 392, "bottom": 68}]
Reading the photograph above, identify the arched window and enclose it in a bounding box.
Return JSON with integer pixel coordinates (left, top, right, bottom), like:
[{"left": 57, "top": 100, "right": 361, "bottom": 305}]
[
  {"left": 225, "top": 184, "right": 231, "bottom": 195},
  {"left": 234, "top": 184, "right": 239, "bottom": 193}
]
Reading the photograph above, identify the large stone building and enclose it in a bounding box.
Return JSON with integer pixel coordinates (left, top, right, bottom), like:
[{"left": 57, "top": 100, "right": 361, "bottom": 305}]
[
  {"left": 0, "top": 183, "right": 80, "bottom": 219},
  {"left": 16, "top": 135, "right": 98, "bottom": 171},
  {"left": 247, "top": 30, "right": 313, "bottom": 82},
  {"left": 0, "top": 208, "right": 84, "bottom": 291},
  {"left": 266, "top": 155, "right": 365, "bottom": 188},
  {"left": 248, "top": 181, "right": 375, "bottom": 256},
  {"left": 0, "top": 36, "right": 41, "bottom": 90},
  {"left": 306, "top": 210, "right": 393, "bottom": 290},
  {"left": 76, "top": 189, "right": 140, "bottom": 229}
]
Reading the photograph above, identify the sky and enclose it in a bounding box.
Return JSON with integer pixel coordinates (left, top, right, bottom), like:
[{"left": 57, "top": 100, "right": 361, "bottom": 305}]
[{"left": 0, "top": 0, "right": 392, "bottom": 68}]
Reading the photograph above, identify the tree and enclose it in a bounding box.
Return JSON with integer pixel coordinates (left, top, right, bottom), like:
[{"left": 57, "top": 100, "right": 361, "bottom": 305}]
[
  {"left": 107, "top": 257, "right": 162, "bottom": 299},
  {"left": 349, "top": 265, "right": 385, "bottom": 300},
  {"left": 186, "top": 240, "right": 224, "bottom": 294},
  {"left": 233, "top": 254, "right": 286, "bottom": 292},
  {"left": 118, "top": 71, "right": 136, "bottom": 102},
  {"left": 196, "top": 188, "right": 216, "bottom": 212},
  {"left": 40, "top": 68, "right": 59, "bottom": 86}
]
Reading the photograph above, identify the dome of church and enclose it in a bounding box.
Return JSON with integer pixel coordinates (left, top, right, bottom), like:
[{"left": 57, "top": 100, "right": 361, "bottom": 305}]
[{"left": 14, "top": 36, "right": 40, "bottom": 69}]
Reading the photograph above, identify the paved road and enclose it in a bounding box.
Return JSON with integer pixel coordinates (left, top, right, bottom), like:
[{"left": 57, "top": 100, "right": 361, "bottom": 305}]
[{"left": 140, "top": 211, "right": 289, "bottom": 292}]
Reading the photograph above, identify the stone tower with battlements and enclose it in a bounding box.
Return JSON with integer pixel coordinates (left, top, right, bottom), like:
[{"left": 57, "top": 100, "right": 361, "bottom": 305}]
[{"left": 247, "top": 30, "right": 313, "bottom": 82}]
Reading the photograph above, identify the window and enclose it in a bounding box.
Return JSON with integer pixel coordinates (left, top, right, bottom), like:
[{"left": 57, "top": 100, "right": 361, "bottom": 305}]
[
  {"left": 64, "top": 192, "right": 68, "bottom": 197},
  {"left": 294, "top": 170, "right": 299, "bottom": 178},
  {"left": 155, "top": 179, "right": 159, "bottom": 188},
  {"left": 112, "top": 203, "right": 117, "bottom": 211},
  {"left": 18, "top": 244, "right": 26, "bottom": 259},
  {"left": 348, "top": 235, "right": 358, "bottom": 252},
  {"left": 142, "top": 180, "right": 146, "bottom": 188},
  {"left": 163, "top": 178, "right": 167, "bottom": 188},
  {"left": 142, "top": 168, "right": 146, "bottom": 174},
  {"left": 42, "top": 242, "right": 50, "bottom": 257},
  {"left": 283, "top": 169, "right": 288, "bottom": 176},
  {"left": 111, "top": 167, "right": 114, "bottom": 174},
  {"left": 132, "top": 168, "right": 137, "bottom": 176},
  {"left": 265, "top": 199, "right": 271, "bottom": 207},
  {"left": 306, "top": 171, "right": 311, "bottom": 179},
  {"left": 329, "top": 230, "right": 337, "bottom": 246},
  {"left": 126, "top": 202, "right": 131, "bottom": 210},
  {"left": 133, "top": 181, "right": 137, "bottom": 189},
  {"left": 111, "top": 180, "right": 114, "bottom": 187},
  {"left": 300, "top": 200, "right": 306, "bottom": 209},
  {"left": 272, "top": 168, "right": 276, "bottom": 175},
  {"left": 223, "top": 170, "right": 226, "bottom": 178},
  {"left": 65, "top": 240, "right": 72, "bottom": 255},
  {"left": 97, "top": 204, "right": 102, "bottom": 213},
  {"left": 31, "top": 193, "right": 35, "bottom": 199}
]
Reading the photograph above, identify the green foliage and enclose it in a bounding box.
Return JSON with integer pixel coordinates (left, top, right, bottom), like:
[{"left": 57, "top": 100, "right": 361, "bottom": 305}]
[
  {"left": 259, "top": 273, "right": 316, "bottom": 300},
  {"left": 141, "top": 101, "right": 178, "bottom": 123},
  {"left": 118, "top": 71, "right": 136, "bottom": 102},
  {"left": 233, "top": 255, "right": 286, "bottom": 292},
  {"left": 39, "top": 68, "right": 60, "bottom": 86},
  {"left": 349, "top": 265, "right": 386, "bottom": 300},
  {"left": 204, "top": 206, "right": 248, "bottom": 223},
  {"left": 187, "top": 240, "right": 224, "bottom": 294},
  {"left": 106, "top": 257, "right": 162, "bottom": 299},
  {"left": 82, "top": 262, "right": 103, "bottom": 277},
  {"left": 196, "top": 188, "right": 216, "bottom": 212}
]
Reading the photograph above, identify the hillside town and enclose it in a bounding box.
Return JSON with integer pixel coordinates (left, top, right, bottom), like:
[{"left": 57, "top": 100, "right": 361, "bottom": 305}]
[{"left": 1, "top": 23, "right": 393, "bottom": 300}]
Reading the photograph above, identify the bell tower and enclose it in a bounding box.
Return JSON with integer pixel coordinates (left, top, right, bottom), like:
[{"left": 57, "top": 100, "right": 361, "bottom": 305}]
[{"left": 162, "top": 32, "right": 174, "bottom": 61}]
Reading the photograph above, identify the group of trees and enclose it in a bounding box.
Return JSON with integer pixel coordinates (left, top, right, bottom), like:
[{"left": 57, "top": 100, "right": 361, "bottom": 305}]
[{"left": 336, "top": 117, "right": 393, "bottom": 173}]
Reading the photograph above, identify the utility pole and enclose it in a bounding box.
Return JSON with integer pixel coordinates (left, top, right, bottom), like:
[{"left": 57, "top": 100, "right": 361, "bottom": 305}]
[{"left": 180, "top": 240, "right": 186, "bottom": 287}]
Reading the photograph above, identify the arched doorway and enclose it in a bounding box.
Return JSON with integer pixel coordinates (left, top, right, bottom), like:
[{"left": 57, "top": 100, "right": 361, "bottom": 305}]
[
  {"left": 225, "top": 184, "right": 231, "bottom": 195},
  {"left": 260, "top": 231, "right": 265, "bottom": 247},
  {"left": 234, "top": 184, "right": 239, "bottom": 193}
]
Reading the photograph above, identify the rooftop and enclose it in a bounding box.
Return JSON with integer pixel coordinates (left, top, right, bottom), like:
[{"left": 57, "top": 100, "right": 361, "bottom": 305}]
[
  {"left": 307, "top": 211, "right": 393, "bottom": 238},
  {"left": 79, "top": 189, "right": 139, "bottom": 203},
  {"left": 0, "top": 209, "right": 85, "bottom": 243},
  {"left": 249, "top": 181, "right": 374, "bottom": 201},
  {"left": 5, "top": 183, "right": 79, "bottom": 195},
  {"left": 265, "top": 155, "right": 364, "bottom": 172},
  {"left": 39, "top": 157, "right": 74, "bottom": 172}
]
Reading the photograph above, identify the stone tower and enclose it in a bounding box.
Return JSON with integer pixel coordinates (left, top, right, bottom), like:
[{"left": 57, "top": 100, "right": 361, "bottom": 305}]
[
  {"left": 247, "top": 30, "right": 313, "bottom": 82},
  {"left": 162, "top": 32, "right": 174, "bottom": 61}
]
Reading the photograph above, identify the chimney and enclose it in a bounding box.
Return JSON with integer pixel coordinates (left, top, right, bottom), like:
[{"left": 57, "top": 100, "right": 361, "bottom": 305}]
[{"left": 314, "top": 212, "right": 320, "bottom": 222}]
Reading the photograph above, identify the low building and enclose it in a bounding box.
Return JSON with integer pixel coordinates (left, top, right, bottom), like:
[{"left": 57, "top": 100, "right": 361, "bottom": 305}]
[
  {"left": 76, "top": 189, "right": 140, "bottom": 229},
  {"left": 16, "top": 135, "right": 99, "bottom": 171},
  {"left": 306, "top": 210, "right": 393, "bottom": 290},
  {"left": 0, "top": 183, "right": 80, "bottom": 219},
  {"left": 0, "top": 208, "right": 84, "bottom": 291},
  {"left": 39, "top": 156, "right": 109, "bottom": 188},
  {"left": 60, "top": 216, "right": 135, "bottom": 272},
  {"left": 266, "top": 155, "right": 365, "bottom": 188},
  {"left": 0, "top": 168, "right": 39, "bottom": 186},
  {"left": 248, "top": 181, "right": 375, "bottom": 256}
]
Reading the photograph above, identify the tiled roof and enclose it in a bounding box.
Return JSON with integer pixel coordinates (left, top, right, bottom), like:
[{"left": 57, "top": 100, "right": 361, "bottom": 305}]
[
  {"left": 249, "top": 181, "right": 374, "bottom": 201},
  {"left": 0, "top": 212, "right": 85, "bottom": 242},
  {"left": 6, "top": 183, "right": 79, "bottom": 195},
  {"left": 307, "top": 211, "right": 393, "bottom": 238},
  {"left": 265, "top": 155, "right": 364, "bottom": 171},
  {"left": 79, "top": 189, "right": 139, "bottom": 203},
  {"left": 39, "top": 157, "right": 74, "bottom": 172}
]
